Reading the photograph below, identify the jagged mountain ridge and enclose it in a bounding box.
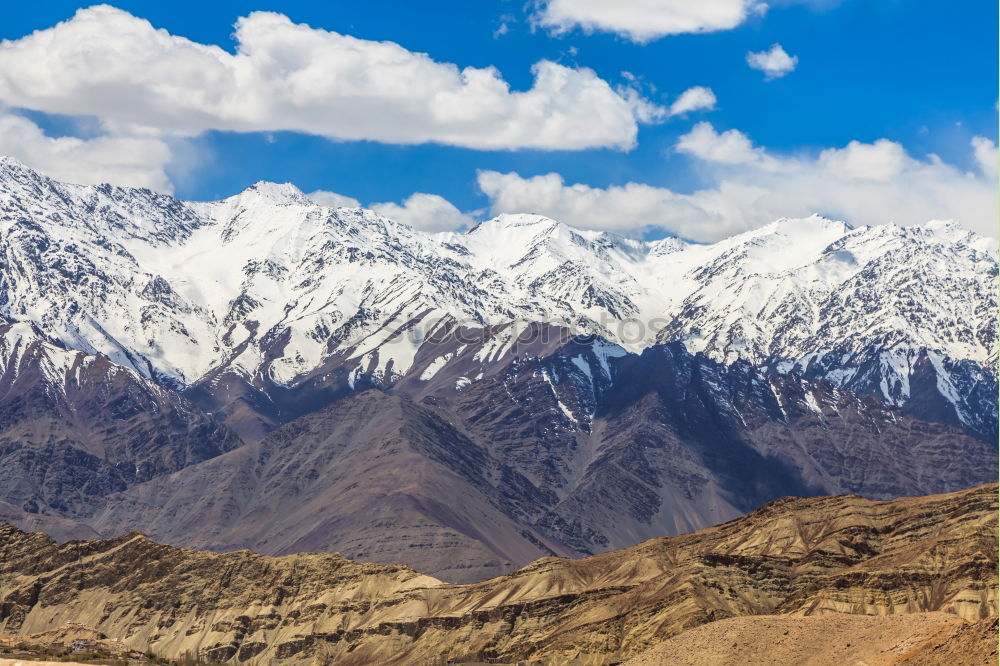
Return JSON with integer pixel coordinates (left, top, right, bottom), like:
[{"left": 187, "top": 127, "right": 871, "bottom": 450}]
[
  {"left": 0, "top": 483, "right": 994, "bottom": 665},
  {"left": 0, "top": 156, "right": 994, "bottom": 438}
]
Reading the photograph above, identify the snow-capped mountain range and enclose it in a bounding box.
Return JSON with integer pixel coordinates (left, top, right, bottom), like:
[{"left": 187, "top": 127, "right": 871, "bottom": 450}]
[
  {"left": 1, "top": 155, "right": 996, "bottom": 580},
  {"left": 0, "top": 155, "right": 995, "bottom": 438}
]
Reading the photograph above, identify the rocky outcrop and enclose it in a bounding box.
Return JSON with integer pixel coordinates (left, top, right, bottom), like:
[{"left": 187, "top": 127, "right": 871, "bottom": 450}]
[{"left": 0, "top": 483, "right": 994, "bottom": 665}]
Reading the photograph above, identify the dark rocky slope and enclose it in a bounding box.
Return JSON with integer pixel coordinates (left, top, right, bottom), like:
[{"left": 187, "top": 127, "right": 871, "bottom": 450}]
[
  {"left": 0, "top": 322, "right": 241, "bottom": 519},
  {"left": 85, "top": 338, "right": 996, "bottom": 582}
]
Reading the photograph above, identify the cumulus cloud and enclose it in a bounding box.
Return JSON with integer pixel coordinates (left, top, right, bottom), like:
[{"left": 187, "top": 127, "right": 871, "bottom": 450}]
[
  {"left": 816, "top": 139, "right": 908, "bottom": 181},
  {"left": 308, "top": 189, "right": 475, "bottom": 231},
  {"left": 746, "top": 44, "right": 798, "bottom": 79},
  {"left": 676, "top": 121, "right": 777, "bottom": 167},
  {"left": 0, "top": 109, "right": 173, "bottom": 191},
  {"left": 668, "top": 86, "right": 717, "bottom": 116},
  {"left": 0, "top": 5, "right": 663, "bottom": 151},
  {"left": 371, "top": 193, "right": 476, "bottom": 232},
  {"left": 476, "top": 124, "right": 998, "bottom": 241},
  {"left": 477, "top": 169, "right": 734, "bottom": 237},
  {"left": 307, "top": 190, "right": 362, "bottom": 208},
  {"left": 534, "top": 0, "right": 766, "bottom": 42}
]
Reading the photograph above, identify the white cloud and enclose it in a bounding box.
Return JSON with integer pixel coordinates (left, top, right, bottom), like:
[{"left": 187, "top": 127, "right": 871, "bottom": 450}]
[
  {"left": 306, "top": 190, "right": 362, "bottom": 208},
  {"left": 817, "top": 139, "right": 908, "bottom": 181},
  {"left": 616, "top": 86, "right": 670, "bottom": 124},
  {"left": 494, "top": 14, "right": 514, "bottom": 38},
  {"left": 971, "top": 135, "right": 998, "bottom": 179},
  {"left": 676, "top": 121, "right": 775, "bottom": 166},
  {"left": 476, "top": 124, "right": 998, "bottom": 241},
  {"left": 535, "top": 0, "right": 766, "bottom": 43},
  {"left": 746, "top": 44, "right": 797, "bottom": 79},
  {"left": 372, "top": 193, "right": 476, "bottom": 232},
  {"left": 668, "top": 86, "right": 717, "bottom": 116},
  {"left": 0, "top": 5, "right": 663, "bottom": 151},
  {"left": 310, "top": 189, "right": 475, "bottom": 231},
  {"left": 476, "top": 169, "right": 755, "bottom": 239},
  {"left": 0, "top": 109, "right": 173, "bottom": 191}
]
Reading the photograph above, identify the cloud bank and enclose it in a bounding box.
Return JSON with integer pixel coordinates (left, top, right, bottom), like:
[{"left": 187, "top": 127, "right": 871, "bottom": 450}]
[
  {"left": 477, "top": 124, "right": 998, "bottom": 241},
  {"left": 0, "top": 109, "right": 173, "bottom": 191},
  {"left": 0, "top": 5, "right": 663, "bottom": 151},
  {"left": 371, "top": 193, "right": 477, "bottom": 232},
  {"left": 306, "top": 190, "right": 362, "bottom": 209}
]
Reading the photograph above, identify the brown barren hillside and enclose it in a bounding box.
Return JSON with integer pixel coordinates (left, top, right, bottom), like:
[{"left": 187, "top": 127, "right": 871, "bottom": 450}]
[
  {"left": 0, "top": 483, "right": 995, "bottom": 665},
  {"left": 623, "top": 613, "right": 999, "bottom": 665}
]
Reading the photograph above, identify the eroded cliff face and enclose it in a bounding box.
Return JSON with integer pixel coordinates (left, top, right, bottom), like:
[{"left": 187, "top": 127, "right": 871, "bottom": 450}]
[{"left": 0, "top": 483, "right": 995, "bottom": 665}]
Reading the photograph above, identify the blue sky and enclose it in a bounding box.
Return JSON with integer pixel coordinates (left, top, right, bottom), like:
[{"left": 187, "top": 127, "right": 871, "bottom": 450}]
[{"left": 0, "top": 1, "right": 996, "bottom": 240}]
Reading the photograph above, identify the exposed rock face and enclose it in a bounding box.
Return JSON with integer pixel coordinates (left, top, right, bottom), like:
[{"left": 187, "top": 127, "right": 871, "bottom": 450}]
[
  {"left": 87, "top": 390, "right": 568, "bottom": 584},
  {"left": 0, "top": 484, "right": 994, "bottom": 665},
  {"left": 415, "top": 338, "right": 996, "bottom": 573},
  {"left": 0, "top": 501, "right": 98, "bottom": 543},
  {"left": 0, "top": 322, "right": 241, "bottom": 517},
  {"left": 0, "top": 315, "right": 991, "bottom": 583}
]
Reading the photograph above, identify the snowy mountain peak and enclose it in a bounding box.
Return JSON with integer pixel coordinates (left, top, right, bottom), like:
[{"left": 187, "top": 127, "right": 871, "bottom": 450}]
[
  {"left": 917, "top": 219, "right": 993, "bottom": 250},
  {"left": 235, "top": 181, "right": 312, "bottom": 206},
  {"left": 0, "top": 155, "right": 48, "bottom": 185},
  {"left": 923, "top": 219, "right": 960, "bottom": 231},
  {"left": 748, "top": 214, "right": 854, "bottom": 240},
  {"left": 0, "top": 155, "right": 28, "bottom": 169},
  {"left": 472, "top": 213, "right": 561, "bottom": 230},
  {"left": 647, "top": 236, "right": 689, "bottom": 257},
  {"left": 834, "top": 219, "right": 994, "bottom": 257}
]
